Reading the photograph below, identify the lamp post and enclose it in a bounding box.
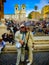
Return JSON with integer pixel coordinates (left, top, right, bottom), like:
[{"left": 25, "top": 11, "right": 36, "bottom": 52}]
[{"left": 34, "top": 6, "right": 38, "bottom": 20}]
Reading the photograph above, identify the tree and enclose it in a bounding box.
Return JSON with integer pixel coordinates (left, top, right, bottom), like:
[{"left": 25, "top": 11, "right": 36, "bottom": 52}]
[
  {"left": 28, "top": 13, "right": 32, "bottom": 19},
  {"left": 39, "top": 18, "right": 43, "bottom": 21}
]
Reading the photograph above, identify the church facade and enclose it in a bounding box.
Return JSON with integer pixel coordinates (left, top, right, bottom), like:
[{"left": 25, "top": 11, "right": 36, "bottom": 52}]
[{"left": 4, "top": 4, "right": 26, "bottom": 22}]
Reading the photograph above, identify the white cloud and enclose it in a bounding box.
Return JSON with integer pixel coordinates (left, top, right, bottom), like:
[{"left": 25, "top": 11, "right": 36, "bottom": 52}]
[
  {"left": 26, "top": 0, "right": 49, "bottom": 17},
  {"left": 26, "top": 9, "right": 34, "bottom": 17},
  {"left": 36, "top": 0, "right": 49, "bottom": 10}
]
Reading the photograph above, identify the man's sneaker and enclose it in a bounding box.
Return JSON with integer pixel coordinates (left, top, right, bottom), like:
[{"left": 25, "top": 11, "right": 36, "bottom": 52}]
[{"left": 21, "top": 61, "right": 26, "bottom": 65}]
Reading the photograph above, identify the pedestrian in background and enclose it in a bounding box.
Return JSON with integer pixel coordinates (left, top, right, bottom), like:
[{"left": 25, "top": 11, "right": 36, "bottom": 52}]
[{"left": 0, "top": 39, "right": 6, "bottom": 54}]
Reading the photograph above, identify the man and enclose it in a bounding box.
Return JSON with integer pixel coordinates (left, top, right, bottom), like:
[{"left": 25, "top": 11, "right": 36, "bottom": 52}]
[
  {"left": 15, "top": 24, "right": 26, "bottom": 65},
  {"left": 0, "top": 40, "right": 6, "bottom": 54},
  {"left": 8, "top": 31, "right": 14, "bottom": 44},
  {"left": 25, "top": 27, "right": 34, "bottom": 65},
  {"left": 2, "top": 33, "right": 8, "bottom": 42}
]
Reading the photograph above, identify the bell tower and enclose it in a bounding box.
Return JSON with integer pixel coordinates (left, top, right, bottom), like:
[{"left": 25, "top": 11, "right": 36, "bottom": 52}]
[
  {"left": 20, "top": 4, "right": 26, "bottom": 21},
  {"left": 15, "top": 4, "right": 20, "bottom": 20},
  {"left": 21, "top": 4, "right": 26, "bottom": 10},
  {"left": 15, "top": 4, "right": 19, "bottom": 13},
  {"left": 15, "top": 4, "right": 26, "bottom": 21}
]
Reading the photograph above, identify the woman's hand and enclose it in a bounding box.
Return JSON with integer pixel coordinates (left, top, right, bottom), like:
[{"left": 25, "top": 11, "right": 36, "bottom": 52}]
[{"left": 19, "top": 40, "right": 24, "bottom": 45}]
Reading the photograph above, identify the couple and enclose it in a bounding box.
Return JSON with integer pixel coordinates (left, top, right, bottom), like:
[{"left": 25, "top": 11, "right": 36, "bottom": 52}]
[{"left": 15, "top": 24, "right": 34, "bottom": 65}]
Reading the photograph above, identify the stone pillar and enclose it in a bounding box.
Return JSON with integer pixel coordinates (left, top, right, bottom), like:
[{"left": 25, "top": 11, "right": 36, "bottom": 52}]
[{"left": 0, "top": 0, "right": 6, "bottom": 20}]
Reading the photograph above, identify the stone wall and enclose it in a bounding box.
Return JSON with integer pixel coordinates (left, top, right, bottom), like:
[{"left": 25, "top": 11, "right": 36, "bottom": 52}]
[{"left": 0, "top": 24, "right": 7, "bottom": 39}]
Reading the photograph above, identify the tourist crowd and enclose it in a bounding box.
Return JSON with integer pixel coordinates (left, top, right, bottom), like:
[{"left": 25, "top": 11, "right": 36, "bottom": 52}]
[
  {"left": 0, "top": 18, "right": 49, "bottom": 65},
  {"left": 4, "top": 19, "right": 49, "bottom": 35}
]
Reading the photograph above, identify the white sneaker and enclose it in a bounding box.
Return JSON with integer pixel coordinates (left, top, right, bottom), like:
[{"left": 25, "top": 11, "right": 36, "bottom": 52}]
[
  {"left": 26, "top": 59, "right": 29, "bottom": 62},
  {"left": 27, "top": 62, "right": 31, "bottom": 65}
]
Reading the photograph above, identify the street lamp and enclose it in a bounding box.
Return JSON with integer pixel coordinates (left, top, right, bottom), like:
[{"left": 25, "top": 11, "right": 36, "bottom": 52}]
[{"left": 34, "top": 6, "right": 38, "bottom": 20}]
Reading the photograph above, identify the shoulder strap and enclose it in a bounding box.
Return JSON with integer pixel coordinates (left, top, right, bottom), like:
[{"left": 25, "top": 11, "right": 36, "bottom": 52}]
[
  {"left": 22, "top": 33, "right": 24, "bottom": 40},
  {"left": 27, "top": 32, "right": 30, "bottom": 43}
]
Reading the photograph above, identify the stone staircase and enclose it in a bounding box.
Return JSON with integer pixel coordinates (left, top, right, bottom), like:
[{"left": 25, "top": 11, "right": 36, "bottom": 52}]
[
  {"left": 3, "top": 37, "right": 49, "bottom": 53},
  {"left": 0, "top": 25, "right": 49, "bottom": 53}
]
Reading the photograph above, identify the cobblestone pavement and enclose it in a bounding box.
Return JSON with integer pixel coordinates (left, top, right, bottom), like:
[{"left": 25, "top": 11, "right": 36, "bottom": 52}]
[{"left": 0, "top": 52, "right": 49, "bottom": 65}]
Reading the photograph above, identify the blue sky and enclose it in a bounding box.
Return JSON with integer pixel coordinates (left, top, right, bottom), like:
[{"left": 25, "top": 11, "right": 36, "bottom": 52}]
[{"left": 4, "top": 0, "right": 49, "bottom": 16}]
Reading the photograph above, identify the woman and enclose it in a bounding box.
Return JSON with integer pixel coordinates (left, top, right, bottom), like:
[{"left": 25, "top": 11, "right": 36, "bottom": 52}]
[{"left": 25, "top": 26, "right": 34, "bottom": 65}]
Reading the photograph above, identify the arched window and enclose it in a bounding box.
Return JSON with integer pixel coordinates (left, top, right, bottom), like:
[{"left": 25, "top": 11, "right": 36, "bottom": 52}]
[
  {"left": 16, "top": 8, "right": 18, "bottom": 10},
  {"left": 23, "top": 8, "right": 24, "bottom": 9}
]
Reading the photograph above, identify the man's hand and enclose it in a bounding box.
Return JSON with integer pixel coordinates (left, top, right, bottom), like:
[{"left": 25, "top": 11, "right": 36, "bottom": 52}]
[{"left": 19, "top": 40, "right": 24, "bottom": 45}]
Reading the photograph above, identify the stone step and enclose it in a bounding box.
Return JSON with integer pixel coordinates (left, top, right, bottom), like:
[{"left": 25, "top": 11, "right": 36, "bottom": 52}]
[
  {"left": 34, "top": 44, "right": 49, "bottom": 50},
  {"left": 34, "top": 41, "right": 49, "bottom": 44},
  {"left": 2, "top": 49, "right": 49, "bottom": 53},
  {"left": 3, "top": 44, "right": 49, "bottom": 51}
]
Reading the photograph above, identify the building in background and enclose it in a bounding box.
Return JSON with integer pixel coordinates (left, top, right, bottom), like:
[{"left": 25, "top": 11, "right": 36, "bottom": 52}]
[
  {"left": 4, "top": 4, "right": 26, "bottom": 22},
  {"left": 28, "top": 11, "right": 41, "bottom": 21},
  {"left": 0, "top": 0, "right": 6, "bottom": 20},
  {"left": 41, "top": 5, "right": 49, "bottom": 22},
  {"left": 4, "top": 4, "right": 49, "bottom": 22}
]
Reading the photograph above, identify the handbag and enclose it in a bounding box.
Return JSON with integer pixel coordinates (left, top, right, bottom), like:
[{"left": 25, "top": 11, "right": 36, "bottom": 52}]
[
  {"left": 25, "top": 43, "right": 29, "bottom": 51},
  {"left": 16, "top": 42, "right": 22, "bottom": 48},
  {"left": 25, "top": 32, "right": 30, "bottom": 51}
]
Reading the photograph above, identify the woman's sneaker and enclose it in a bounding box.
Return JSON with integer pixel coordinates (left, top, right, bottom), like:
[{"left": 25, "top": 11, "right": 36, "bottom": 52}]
[
  {"left": 27, "top": 62, "right": 32, "bottom": 65},
  {"left": 26, "top": 59, "right": 29, "bottom": 63}
]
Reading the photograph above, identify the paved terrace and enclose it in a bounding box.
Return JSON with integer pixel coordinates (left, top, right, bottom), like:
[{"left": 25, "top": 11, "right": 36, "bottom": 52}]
[{"left": 0, "top": 36, "right": 49, "bottom": 65}]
